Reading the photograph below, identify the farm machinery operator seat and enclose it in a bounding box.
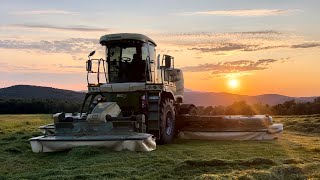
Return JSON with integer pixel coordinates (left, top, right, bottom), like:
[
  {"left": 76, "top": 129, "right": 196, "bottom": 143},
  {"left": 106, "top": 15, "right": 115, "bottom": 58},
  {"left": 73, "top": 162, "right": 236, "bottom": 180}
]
[{"left": 129, "top": 53, "right": 146, "bottom": 81}]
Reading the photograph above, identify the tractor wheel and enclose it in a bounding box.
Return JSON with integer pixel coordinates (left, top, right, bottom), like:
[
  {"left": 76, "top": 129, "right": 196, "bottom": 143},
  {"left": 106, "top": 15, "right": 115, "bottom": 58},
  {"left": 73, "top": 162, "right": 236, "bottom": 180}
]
[{"left": 158, "top": 98, "right": 175, "bottom": 144}]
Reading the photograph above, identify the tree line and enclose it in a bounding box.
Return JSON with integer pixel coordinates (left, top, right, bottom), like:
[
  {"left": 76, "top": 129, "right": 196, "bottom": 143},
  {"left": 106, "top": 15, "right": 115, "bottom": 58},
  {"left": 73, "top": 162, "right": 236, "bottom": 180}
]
[
  {"left": 197, "top": 97, "right": 320, "bottom": 115},
  {"left": 0, "top": 97, "right": 319, "bottom": 115},
  {"left": 0, "top": 99, "right": 82, "bottom": 114}
]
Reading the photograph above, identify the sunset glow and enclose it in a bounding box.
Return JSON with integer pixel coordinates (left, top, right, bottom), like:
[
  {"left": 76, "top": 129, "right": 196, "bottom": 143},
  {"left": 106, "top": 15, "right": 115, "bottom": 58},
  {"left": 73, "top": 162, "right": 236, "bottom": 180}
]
[
  {"left": 228, "top": 79, "right": 239, "bottom": 89},
  {"left": 0, "top": 0, "right": 319, "bottom": 96}
]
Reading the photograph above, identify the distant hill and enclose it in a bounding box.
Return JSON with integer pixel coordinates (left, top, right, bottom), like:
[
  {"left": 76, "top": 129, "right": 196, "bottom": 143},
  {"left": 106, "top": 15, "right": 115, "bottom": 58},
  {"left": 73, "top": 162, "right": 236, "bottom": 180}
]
[
  {"left": 183, "top": 91, "right": 316, "bottom": 106},
  {"left": 0, "top": 85, "right": 85, "bottom": 102},
  {"left": 0, "top": 85, "right": 316, "bottom": 106}
]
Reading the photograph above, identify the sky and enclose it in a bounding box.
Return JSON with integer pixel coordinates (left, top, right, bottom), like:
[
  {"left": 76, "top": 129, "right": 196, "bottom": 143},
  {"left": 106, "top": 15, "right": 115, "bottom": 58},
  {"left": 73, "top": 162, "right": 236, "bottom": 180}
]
[{"left": 0, "top": 0, "right": 320, "bottom": 96}]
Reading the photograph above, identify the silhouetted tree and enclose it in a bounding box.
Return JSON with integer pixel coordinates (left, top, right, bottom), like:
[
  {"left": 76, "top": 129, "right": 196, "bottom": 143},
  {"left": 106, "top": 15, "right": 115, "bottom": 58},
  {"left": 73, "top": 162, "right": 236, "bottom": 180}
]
[
  {"left": 202, "top": 106, "right": 214, "bottom": 115},
  {"left": 314, "top": 97, "right": 320, "bottom": 103},
  {"left": 0, "top": 99, "right": 82, "bottom": 114},
  {"left": 225, "top": 101, "right": 255, "bottom": 115}
]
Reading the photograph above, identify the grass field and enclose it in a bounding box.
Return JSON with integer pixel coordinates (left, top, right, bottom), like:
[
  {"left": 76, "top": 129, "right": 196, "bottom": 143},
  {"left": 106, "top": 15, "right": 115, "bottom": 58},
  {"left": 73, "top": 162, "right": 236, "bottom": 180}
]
[{"left": 0, "top": 114, "right": 319, "bottom": 179}]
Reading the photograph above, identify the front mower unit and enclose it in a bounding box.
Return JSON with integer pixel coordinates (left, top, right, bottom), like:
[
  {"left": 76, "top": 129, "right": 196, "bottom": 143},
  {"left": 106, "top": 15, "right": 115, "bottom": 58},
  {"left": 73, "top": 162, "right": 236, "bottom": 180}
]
[{"left": 30, "top": 103, "right": 156, "bottom": 152}]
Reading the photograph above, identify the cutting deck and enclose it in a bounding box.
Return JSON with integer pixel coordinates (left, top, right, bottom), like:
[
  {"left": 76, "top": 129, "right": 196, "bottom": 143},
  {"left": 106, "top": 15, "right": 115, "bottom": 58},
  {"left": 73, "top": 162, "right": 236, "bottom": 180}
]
[{"left": 177, "top": 115, "right": 283, "bottom": 140}]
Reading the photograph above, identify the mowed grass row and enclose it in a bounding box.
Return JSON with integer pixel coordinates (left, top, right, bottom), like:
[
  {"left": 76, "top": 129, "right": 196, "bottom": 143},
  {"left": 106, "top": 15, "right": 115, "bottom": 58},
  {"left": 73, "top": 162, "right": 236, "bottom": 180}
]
[{"left": 0, "top": 114, "right": 319, "bottom": 179}]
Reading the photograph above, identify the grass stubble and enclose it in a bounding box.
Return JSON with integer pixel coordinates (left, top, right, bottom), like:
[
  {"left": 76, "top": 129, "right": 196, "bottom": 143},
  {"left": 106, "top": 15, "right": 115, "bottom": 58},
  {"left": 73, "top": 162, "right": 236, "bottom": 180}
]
[{"left": 0, "top": 114, "right": 319, "bottom": 179}]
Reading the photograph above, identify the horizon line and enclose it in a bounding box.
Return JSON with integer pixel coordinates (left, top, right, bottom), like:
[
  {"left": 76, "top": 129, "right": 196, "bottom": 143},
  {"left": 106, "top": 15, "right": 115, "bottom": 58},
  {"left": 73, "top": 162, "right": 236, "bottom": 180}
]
[{"left": 1, "top": 84, "right": 318, "bottom": 98}]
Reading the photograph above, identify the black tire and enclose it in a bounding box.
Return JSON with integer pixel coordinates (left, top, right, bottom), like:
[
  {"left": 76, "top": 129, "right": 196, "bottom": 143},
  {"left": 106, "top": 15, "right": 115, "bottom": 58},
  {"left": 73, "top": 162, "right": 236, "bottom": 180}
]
[{"left": 158, "top": 98, "right": 175, "bottom": 144}]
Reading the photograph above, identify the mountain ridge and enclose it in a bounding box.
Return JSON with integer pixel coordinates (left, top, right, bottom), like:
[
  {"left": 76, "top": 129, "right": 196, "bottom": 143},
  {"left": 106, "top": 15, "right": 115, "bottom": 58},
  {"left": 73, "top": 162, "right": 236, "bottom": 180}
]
[
  {"left": 0, "top": 85, "right": 85, "bottom": 103},
  {"left": 0, "top": 85, "right": 317, "bottom": 106}
]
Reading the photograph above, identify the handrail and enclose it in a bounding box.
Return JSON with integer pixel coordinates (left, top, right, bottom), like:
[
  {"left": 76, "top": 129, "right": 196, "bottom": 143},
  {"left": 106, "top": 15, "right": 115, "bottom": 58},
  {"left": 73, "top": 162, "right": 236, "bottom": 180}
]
[
  {"left": 86, "top": 58, "right": 107, "bottom": 85},
  {"left": 97, "top": 59, "right": 100, "bottom": 83}
]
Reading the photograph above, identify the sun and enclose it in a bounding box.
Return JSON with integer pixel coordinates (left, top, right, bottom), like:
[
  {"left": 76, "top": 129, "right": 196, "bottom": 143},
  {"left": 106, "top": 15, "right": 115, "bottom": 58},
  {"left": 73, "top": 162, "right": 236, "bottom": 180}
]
[{"left": 228, "top": 79, "right": 239, "bottom": 89}]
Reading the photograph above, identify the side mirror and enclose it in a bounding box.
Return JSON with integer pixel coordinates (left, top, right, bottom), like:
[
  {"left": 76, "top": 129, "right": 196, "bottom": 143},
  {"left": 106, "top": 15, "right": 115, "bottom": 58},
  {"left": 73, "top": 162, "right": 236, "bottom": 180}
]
[
  {"left": 86, "top": 60, "right": 92, "bottom": 72},
  {"left": 164, "top": 55, "right": 172, "bottom": 68},
  {"left": 88, "top": 51, "right": 95, "bottom": 58}
]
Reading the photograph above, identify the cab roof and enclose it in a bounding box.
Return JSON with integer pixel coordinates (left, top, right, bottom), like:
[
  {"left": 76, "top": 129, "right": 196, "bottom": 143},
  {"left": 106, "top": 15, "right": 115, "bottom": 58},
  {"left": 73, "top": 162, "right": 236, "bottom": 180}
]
[{"left": 100, "top": 33, "right": 157, "bottom": 46}]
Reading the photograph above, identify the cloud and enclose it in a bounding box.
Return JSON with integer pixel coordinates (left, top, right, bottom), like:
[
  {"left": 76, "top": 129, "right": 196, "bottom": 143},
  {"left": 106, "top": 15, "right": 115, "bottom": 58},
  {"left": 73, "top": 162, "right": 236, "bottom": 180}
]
[
  {"left": 188, "top": 43, "right": 287, "bottom": 53},
  {"left": 233, "top": 31, "right": 282, "bottom": 35},
  {"left": 189, "top": 43, "right": 251, "bottom": 52},
  {"left": 0, "top": 62, "right": 86, "bottom": 74},
  {"left": 153, "top": 30, "right": 287, "bottom": 49},
  {"left": 0, "top": 62, "right": 42, "bottom": 72},
  {"left": 9, "top": 24, "right": 110, "bottom": 32},
  {"left": 154, "top": 31, "right": 318, "bottom": 54},
  {"left": 11, "top": 10, "right": 77, "bottom": 15},
  {"left": 55, "top": 64, "right": 84, "bottom": 69},
  {"left": 243, "top": 45, "right": 288, "bottom": 51},
  {"left": 291, "top": 42, "right": 320, "bottom": 48},
  {"left": 179, "top": 9, "right": 299, "bottom": 16},
  {"left": 1, "top": 30, "right": 316, "bottom": 60},
  {"left": 181, "top": 59, "right": 281, "bottom": 75},
  {"left": 154, "top": 30, "right": 282, "bottom": 42},
  {"left": 0, "top": 38, "right": 99, "bottom": 54}
]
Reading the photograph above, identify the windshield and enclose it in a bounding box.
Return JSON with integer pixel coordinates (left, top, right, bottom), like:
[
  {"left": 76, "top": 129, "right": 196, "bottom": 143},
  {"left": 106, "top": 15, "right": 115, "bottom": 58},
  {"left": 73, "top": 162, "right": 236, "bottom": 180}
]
[{"left": 106, "top": 41, "right": 149, "bottom": 83}]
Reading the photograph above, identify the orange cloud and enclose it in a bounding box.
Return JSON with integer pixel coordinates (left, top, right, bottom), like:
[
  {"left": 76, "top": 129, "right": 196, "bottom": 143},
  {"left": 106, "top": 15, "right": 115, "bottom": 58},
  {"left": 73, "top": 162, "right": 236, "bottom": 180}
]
[{"left": 181, "top": 59, "right": 283, "bottom": 76}]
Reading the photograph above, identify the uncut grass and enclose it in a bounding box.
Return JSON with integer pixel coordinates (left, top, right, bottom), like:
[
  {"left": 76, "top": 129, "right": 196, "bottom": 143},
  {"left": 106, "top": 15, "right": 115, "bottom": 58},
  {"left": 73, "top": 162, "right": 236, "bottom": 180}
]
[{"left": 0, "top": 115, "right": 319, "bottom": 179}]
